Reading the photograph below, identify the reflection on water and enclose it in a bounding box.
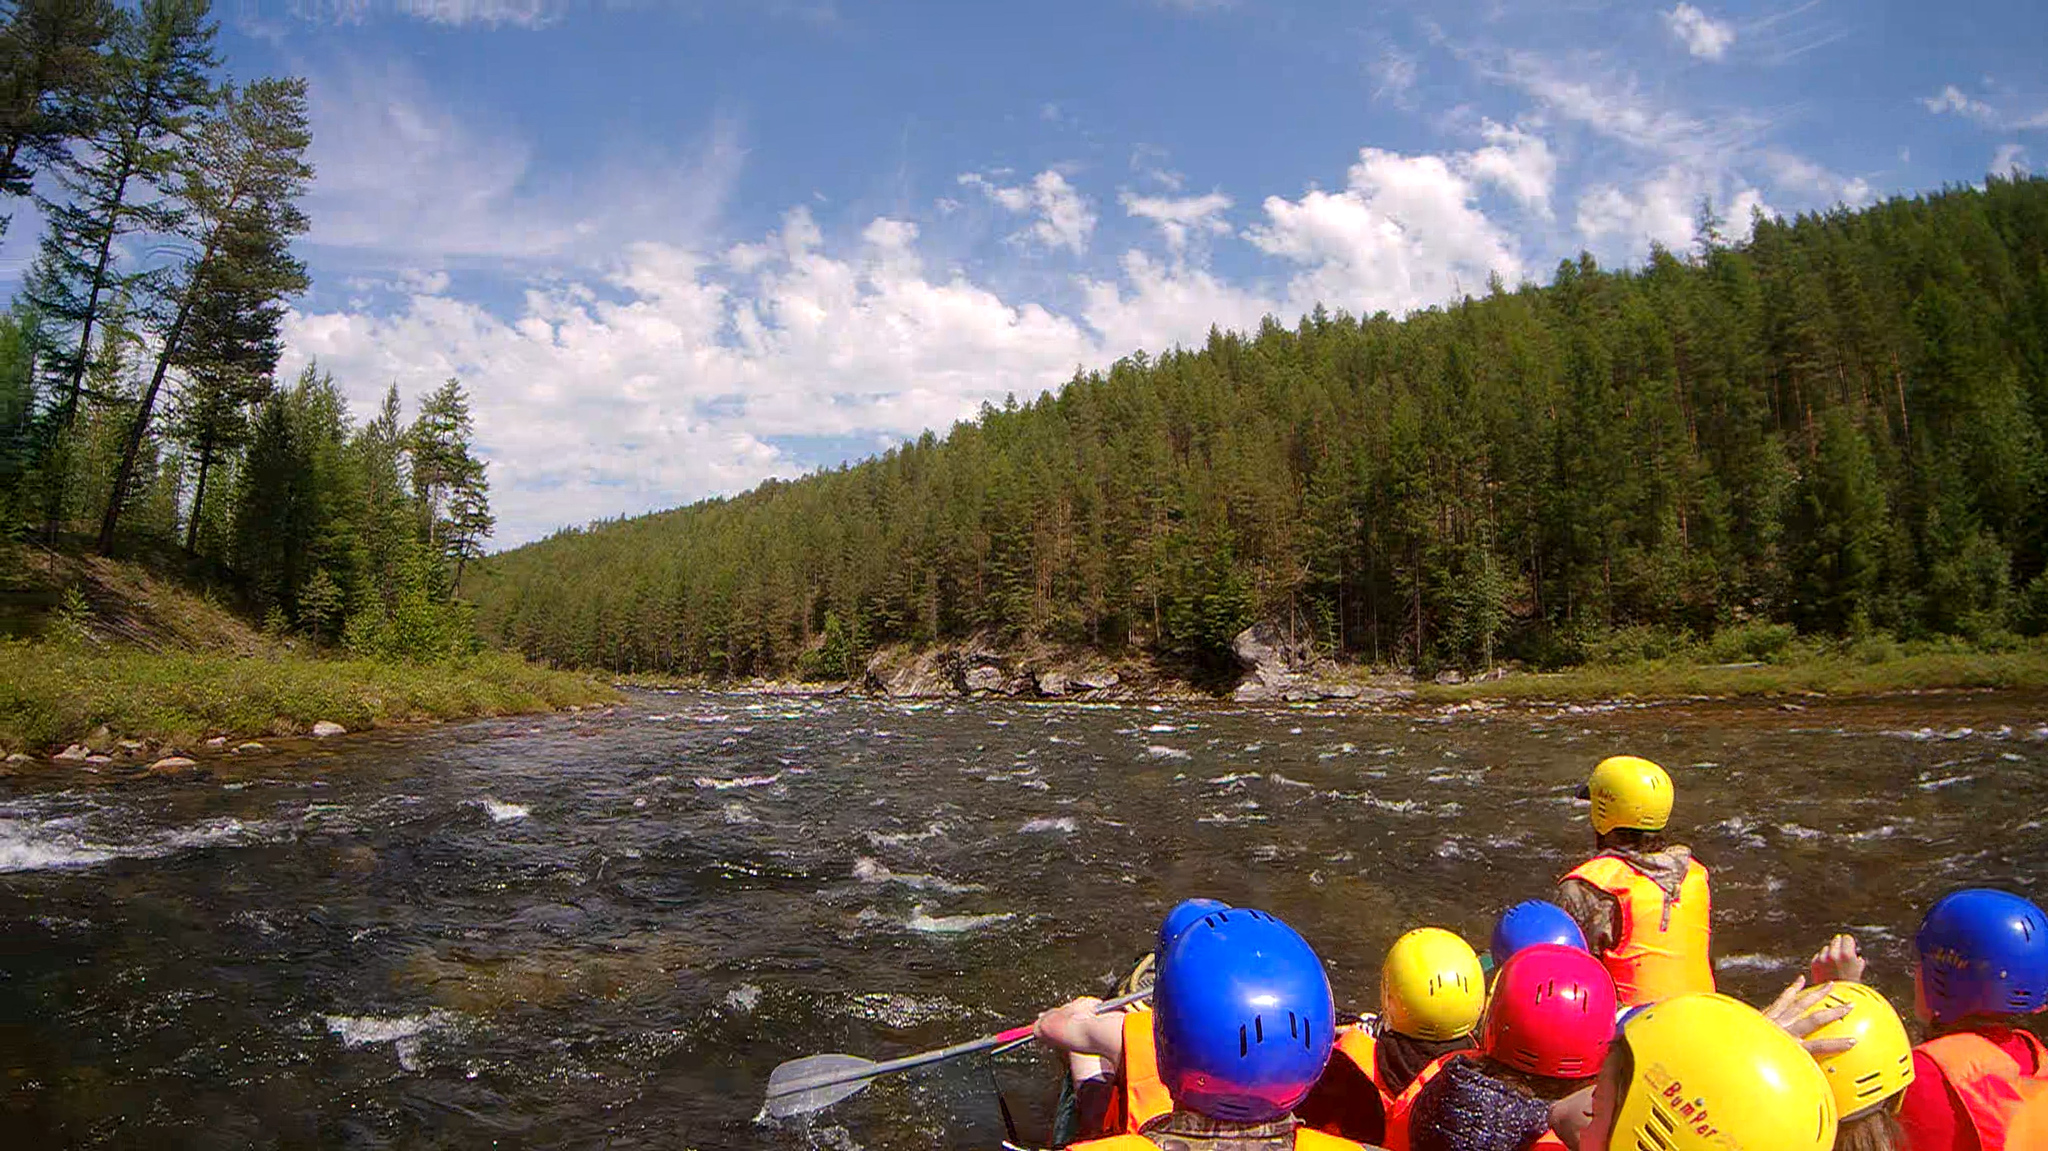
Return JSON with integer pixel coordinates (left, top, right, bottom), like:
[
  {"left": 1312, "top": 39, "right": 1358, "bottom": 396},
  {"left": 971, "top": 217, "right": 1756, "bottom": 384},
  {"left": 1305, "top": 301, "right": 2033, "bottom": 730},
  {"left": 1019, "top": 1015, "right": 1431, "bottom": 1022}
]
[{"left": 3, "top": 691, "right": 2046, "bottom": 1148}]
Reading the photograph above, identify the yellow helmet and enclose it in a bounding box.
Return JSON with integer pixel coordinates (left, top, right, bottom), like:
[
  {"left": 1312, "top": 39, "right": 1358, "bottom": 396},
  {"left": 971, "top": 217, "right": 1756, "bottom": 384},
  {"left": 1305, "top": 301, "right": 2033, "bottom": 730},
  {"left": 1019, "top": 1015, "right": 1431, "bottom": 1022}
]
[
  {"left": 1797, "top": 982, "right": 1914, "bottom": 1119},
  {"left": 1609, "top": 992, "right": 1837, "bottom": 1151},
  {"left": 1581, "top": 755, "right": 1674, "bottom": 835},
  {"left": 1379, "top": 927, "right": 1485, "bottom": 1041}
]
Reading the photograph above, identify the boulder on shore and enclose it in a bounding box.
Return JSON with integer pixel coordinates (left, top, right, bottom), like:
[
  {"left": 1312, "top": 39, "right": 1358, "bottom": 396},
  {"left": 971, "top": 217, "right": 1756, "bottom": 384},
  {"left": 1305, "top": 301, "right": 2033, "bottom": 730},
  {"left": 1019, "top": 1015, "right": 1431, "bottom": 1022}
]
[
  {"left": 1074, "top": 669, "right": 1121, "bottom": 692},
  {"left": 204, "top": 736, "right": 228, "bottom": 749},
  {"left": 54, "top": 744, "right": 90, "bottom": 762},
  {"left": 310, "top": 721, "right": 347, "bottom": 738},
  {"left": 1034, "top": 669, "right": 1071, "bottom": 697},
  {"left": 961, "top": 664, "right": 1013, "bottom": 695}
]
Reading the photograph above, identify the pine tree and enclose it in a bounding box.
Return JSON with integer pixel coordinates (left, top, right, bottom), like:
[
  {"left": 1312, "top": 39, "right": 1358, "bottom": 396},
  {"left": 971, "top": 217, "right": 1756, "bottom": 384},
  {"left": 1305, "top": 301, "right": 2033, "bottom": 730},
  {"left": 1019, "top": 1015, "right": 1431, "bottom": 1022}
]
[
  {"left": 0, "top": 0, "right": 115, "bottom": 237},
  {"left": 98, "top": 73, "right": 308, "bottom": 553},
  {"left": 23, "top": 0, "right": 214, "bottom": 430}
]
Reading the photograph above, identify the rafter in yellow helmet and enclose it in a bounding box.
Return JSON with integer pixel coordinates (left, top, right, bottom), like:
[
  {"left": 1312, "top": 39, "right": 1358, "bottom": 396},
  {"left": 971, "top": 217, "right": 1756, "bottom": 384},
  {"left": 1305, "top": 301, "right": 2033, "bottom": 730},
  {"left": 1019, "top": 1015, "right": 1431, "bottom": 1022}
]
[
  {"left": 1379, "top": 927, "right": 1485, "bottom": 1042},
  {"left": 1610, "top": 992, "right": 1837, "bottom": 1151},
  {"left": 1584, "top": 755, "right": 1674, "bottom": 835}
]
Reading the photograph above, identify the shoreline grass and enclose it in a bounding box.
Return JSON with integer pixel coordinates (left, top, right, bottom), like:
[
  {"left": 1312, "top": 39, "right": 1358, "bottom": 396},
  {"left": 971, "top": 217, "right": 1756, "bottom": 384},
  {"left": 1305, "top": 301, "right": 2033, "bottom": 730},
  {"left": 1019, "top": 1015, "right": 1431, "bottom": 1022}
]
[
  {"left": 1411, "top": 646, "right": 2048, "bottom": 705},
  {"left": 0, "top": 641, "right": 621, "bottom": 755}
]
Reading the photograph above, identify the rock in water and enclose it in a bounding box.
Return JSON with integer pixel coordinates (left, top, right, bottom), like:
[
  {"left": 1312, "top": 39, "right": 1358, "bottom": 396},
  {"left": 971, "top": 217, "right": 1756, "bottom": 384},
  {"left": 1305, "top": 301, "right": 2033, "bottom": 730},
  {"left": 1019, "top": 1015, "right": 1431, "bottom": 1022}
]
[
  {"left": 54, "top": 744, "right": 90, "bottom": 762},
  {"left": 311, "top": 721, "right": 347, "bottom": 738},
  {"left": 235, "top": 741, "right": 267, "bottom": 754},
  {"left": 148, "top": 756, "right": 201, "bottom": 777},
  {"left": 204, "top": 736, "right": 228, "bottom": 748}
]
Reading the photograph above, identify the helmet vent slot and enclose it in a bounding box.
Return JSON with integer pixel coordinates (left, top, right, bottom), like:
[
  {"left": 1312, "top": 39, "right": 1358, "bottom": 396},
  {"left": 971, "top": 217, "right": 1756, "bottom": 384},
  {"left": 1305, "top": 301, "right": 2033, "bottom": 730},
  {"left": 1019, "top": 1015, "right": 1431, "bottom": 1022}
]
[
  {"left": 1254, "top": 1015, "right": 1264, "bottom": 1044},
  {"left": 1238, "top": 1025, "right": 1248, "bottom": 1058},
  {"left": 1638, "top": 1099, "right": 1679, "bottom": 1151}
]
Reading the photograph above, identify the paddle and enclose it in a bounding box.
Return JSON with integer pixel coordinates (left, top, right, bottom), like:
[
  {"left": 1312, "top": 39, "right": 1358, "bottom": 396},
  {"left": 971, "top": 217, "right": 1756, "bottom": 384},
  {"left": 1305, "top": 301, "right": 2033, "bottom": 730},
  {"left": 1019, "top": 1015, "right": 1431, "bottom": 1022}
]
[{"left": 762, "top": 987, "right": 1152, "bottom": 1119}]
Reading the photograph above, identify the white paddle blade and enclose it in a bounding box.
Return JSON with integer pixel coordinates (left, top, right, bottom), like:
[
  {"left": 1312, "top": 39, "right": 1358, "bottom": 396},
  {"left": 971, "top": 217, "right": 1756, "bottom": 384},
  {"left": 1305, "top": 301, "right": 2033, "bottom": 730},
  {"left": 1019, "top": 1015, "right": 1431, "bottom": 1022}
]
[{"left": 763, "top": 1053, "right": 880, "bottom": 1119}]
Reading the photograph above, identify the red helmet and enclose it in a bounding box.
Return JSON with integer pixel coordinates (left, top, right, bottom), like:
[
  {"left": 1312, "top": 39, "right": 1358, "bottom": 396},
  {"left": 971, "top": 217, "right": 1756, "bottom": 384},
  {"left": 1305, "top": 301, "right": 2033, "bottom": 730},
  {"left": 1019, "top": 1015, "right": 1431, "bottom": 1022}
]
[{"left": 1481, "top": 943, "right": 1617, "bottom": 1079}]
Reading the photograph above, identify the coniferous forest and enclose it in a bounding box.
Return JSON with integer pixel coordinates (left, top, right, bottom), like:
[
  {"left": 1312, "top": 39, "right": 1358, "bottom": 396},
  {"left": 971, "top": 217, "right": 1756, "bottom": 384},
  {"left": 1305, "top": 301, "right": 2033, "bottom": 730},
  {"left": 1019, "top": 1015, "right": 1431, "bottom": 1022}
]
[
  {"left": 474, "top": 178, "right": 2048, "bottom": 681},
  {"left": 0, "top": 0, "right": 497, "bottom": 661}
]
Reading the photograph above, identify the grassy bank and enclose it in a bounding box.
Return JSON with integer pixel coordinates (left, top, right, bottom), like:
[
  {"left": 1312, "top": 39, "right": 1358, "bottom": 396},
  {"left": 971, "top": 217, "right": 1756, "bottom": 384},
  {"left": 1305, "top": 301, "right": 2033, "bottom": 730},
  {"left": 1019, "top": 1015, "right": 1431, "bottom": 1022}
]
[
  {"left": 0, "top": 641, "right": 619, "bottom": 754},
  {"left": 1413, "top": 643, "right": 2048, "bottom": 704}
]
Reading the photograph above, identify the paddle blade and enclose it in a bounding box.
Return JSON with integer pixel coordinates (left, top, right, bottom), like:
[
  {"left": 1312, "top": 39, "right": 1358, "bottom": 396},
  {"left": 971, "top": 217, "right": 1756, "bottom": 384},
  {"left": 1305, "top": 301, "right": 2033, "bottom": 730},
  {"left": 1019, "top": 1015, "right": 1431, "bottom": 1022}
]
[{"left": 763, "top": 1053, "right": 880, "bottom": 1119}]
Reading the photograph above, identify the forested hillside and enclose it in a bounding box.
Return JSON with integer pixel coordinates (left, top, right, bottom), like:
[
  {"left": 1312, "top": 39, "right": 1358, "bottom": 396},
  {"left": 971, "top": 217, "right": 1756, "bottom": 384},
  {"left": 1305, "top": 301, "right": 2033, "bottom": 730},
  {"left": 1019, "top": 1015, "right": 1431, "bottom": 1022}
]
[{"left": 474, "top": 178, "right": 2048, "bottom": 680}]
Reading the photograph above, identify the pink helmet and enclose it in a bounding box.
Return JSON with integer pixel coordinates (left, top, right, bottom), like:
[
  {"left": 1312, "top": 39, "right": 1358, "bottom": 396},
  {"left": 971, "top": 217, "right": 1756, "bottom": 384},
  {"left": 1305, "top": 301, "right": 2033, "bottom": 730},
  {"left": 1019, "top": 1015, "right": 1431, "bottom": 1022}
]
[{"left": 1481, "top": 943, "right": 1617, "bottom": 1079}]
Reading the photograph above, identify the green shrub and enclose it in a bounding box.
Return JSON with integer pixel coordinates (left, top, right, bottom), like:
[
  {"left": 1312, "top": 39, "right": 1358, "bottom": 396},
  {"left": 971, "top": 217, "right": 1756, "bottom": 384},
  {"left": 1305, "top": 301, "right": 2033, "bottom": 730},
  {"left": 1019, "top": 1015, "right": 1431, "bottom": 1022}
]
[{"left": 1704, "top": 621, "right": 1797, "bottom": 664}]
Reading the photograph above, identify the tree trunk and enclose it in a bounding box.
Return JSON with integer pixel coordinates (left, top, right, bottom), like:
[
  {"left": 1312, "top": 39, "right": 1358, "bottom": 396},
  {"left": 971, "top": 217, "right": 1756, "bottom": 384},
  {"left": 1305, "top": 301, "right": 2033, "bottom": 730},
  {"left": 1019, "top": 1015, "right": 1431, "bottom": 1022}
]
[
  {"left": 184, "top": 439, "right": 213, "bottom": 553},
  {"left": 61, "top": 162, "right": 136, "bottom": 428},
  {"left": 97, "top": 292, "right": 194, "bottom": 555}
]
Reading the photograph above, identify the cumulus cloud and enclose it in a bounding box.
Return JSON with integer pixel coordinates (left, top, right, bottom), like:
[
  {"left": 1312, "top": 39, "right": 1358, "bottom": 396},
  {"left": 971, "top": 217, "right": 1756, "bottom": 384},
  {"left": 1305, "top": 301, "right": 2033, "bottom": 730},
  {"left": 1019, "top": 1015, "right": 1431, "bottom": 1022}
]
[
  {"left": 1246, "top": 145, "right": 1528, "bottom": 315},
  {"left": 1577, "top": 167, "right": 1769, "bottom": 254},
  {"left": 959, "top": 169, "right": 1098, "bottom": 254},
  {"left": 1994, "top": 144, "right": 2031, "bottom": 175},
  {"left": 1120, "top": 190, "right": 1233, "bottom": 253},
  {"left": 1922, "top": 85, "right": 1999, "bottom": 124},
  {"left": 1461, "top": 120, "right": 1556, "bottom": 216},
  {"left": 1664, "top": 4, "right": 1735, "bottom": 60},
  {"left": 286, "top": 211, "right": 1099, "bottom": 545}
]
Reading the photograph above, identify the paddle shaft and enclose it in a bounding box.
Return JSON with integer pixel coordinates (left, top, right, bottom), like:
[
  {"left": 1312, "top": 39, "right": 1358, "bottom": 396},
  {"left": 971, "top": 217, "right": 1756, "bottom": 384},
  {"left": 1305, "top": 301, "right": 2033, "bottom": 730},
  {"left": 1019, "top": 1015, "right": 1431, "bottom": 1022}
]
[{"left": 771, "top": 987, "right": 1151, "bottom": 1099}]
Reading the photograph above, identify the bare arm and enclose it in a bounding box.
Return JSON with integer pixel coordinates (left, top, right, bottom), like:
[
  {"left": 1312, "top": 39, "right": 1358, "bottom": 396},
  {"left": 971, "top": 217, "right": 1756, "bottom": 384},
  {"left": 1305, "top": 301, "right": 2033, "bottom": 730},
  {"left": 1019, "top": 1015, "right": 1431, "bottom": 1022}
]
[{"left": 1033, "top": 997, "right": 1129, "bottom": 1064}]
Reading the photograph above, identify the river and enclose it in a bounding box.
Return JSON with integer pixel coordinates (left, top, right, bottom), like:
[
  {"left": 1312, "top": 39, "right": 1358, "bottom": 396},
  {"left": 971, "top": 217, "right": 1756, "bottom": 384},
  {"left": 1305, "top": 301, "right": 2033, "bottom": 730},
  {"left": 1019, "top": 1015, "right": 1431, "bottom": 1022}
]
[{"left": 3, "top": 690, "right": 2046, "bottom": 1149}]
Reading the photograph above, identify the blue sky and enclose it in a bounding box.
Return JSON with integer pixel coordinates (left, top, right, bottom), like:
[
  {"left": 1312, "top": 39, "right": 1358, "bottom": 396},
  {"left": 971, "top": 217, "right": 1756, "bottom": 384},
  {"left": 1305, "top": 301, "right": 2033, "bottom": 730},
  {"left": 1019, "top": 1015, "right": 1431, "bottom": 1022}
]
[{"left": 73, "top": 0, "right": 2048, "bottom": 542}]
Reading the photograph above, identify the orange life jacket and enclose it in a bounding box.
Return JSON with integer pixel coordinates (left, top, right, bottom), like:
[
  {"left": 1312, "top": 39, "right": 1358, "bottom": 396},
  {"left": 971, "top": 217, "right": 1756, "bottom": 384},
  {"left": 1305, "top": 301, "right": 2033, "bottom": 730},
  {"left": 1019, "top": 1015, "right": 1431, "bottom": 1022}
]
[
  {"left": 1561, "top": 854, "right": 1714, "bottom": 1006},
  {"left": 1379, "top": 1051, "right": 1458, "bottom": 1151},
  {"left": 1332, "top": 1028, "right": 1392, "bottom": 1115},
  {"left": 1070, "top": 1127, "right": 1368, "bottom": 1151},
  {"left": 1918, "top": 1030, "right": 2048, "bottom": 1149},
  {"left": 1119, "top": 1009, "right": 1174, "bottom": 1134}
]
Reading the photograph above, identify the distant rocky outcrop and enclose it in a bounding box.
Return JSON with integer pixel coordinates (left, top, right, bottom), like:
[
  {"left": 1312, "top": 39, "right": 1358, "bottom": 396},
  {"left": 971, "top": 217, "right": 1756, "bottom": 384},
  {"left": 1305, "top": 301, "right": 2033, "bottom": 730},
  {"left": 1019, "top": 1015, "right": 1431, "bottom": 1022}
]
[
  {"left": 860, "top": 638, "right": 1161, "bottom": 701},
  {"left": 1229, "top": 619, "right": 1412, "bottom": 703}
]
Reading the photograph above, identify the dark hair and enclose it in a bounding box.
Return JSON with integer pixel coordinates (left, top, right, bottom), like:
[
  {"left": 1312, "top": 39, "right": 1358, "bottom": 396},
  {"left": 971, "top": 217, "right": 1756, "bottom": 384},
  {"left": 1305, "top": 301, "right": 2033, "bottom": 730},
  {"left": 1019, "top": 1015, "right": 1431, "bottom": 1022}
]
[
  {"left": 1603, "top": 1037, "right": 1636, "bottom": 1120},
  {"left": 1596, "top": 828, "right": 1668, "bottom": 854},
  {"left": 1835, "top": 1108, "right": 1907, "bottom": 1151}
]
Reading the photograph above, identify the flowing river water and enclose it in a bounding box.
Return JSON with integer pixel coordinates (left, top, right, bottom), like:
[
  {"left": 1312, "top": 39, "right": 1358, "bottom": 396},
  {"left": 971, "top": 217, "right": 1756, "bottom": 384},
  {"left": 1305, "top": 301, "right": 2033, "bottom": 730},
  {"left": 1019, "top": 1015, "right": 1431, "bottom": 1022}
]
[{"left": 4, "top": 689, "right": 2047, "bottom": 1149}]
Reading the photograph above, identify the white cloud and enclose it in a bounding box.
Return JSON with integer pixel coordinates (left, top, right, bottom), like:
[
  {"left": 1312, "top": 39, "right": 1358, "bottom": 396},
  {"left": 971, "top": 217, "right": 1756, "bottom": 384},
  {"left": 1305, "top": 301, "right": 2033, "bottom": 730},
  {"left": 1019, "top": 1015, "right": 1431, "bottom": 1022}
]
[
  {"left": 1371, "top": 50, "right": 1419, "bottom": 103},
  {"left": 1080, "top": 251, "right": 1275, "bottom": 356},
  {"left": 1761, "top": 151, "right": 1875, "bottom": 206},
  {"left": 1576, "top": 167, "right": 1770, "bottom": 255},
  {"left": 1922, "top": 85, "right": 1998, "bottom": 125},
  {"left": 1487, "top": 50, "right": 1766, "bottom": 165},
  {"left": 1993, "top": 144, "right": 2031, "bottom": 175},
  {"left": 286, "top": 212, "right": 1100, "bottom": 546},
  {"left": 303, "top": 60, "right": 741, "bottom": 265},
  {"left": 1120, "top": 190, "right": 1233, "bottom": 253},
  {"left": 1246, "top": 145, "right": 1526, "bottom": 315},
  {"left": 1461, "top": 120, "right": 1556, "bottom": 216},
  {"left": 959, "top": 169, "right": 1099, "bottom": 255},
  {"left": 1664, "top": 4, "right": 1735, "bottom": 61},
  {"left": 284, "top": 0, "right": 556, "bottom": 28}
]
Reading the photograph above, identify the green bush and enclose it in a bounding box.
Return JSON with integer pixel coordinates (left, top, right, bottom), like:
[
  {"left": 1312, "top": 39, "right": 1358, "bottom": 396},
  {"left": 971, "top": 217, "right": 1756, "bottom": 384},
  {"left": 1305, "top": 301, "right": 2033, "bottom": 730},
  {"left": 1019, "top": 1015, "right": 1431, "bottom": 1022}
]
[{"left": 1704, "top": 621, "right": 1798, "bottom": 664}]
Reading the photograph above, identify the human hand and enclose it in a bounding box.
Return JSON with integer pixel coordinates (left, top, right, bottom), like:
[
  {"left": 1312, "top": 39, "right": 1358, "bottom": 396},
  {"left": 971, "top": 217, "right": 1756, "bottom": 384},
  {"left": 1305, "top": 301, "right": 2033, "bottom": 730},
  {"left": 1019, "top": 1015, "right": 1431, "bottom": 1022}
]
[
  {"left": 1032, "top": 996, "right": 1105, "bottom": 1051},
  {"left": 1762, "top": 977, "right": 1857, "bottom": 1057},
  {"left": 1549, "top": 1084, "right": 1596, "bottom": 1150},
  {"left": 1807, "top": 933, "right": 1866, "bottom": 985}
]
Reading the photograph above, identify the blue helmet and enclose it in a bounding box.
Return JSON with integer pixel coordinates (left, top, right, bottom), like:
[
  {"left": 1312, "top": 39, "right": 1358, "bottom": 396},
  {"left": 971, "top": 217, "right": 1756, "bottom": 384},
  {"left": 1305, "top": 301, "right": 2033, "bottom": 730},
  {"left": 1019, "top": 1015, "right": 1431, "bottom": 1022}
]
[
  {"left": 1153, "top": 907, "right": 1334, "bottom": 1123},
  {"left": 1915, "top": 888, "right": 2048, "bottom": 1025},
  {"left": 1157, "top": 898, "right": 1231, "bottom": 958},
  {"left": 1490, "top": 900, "right": 1589, "bottom": 968}
]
